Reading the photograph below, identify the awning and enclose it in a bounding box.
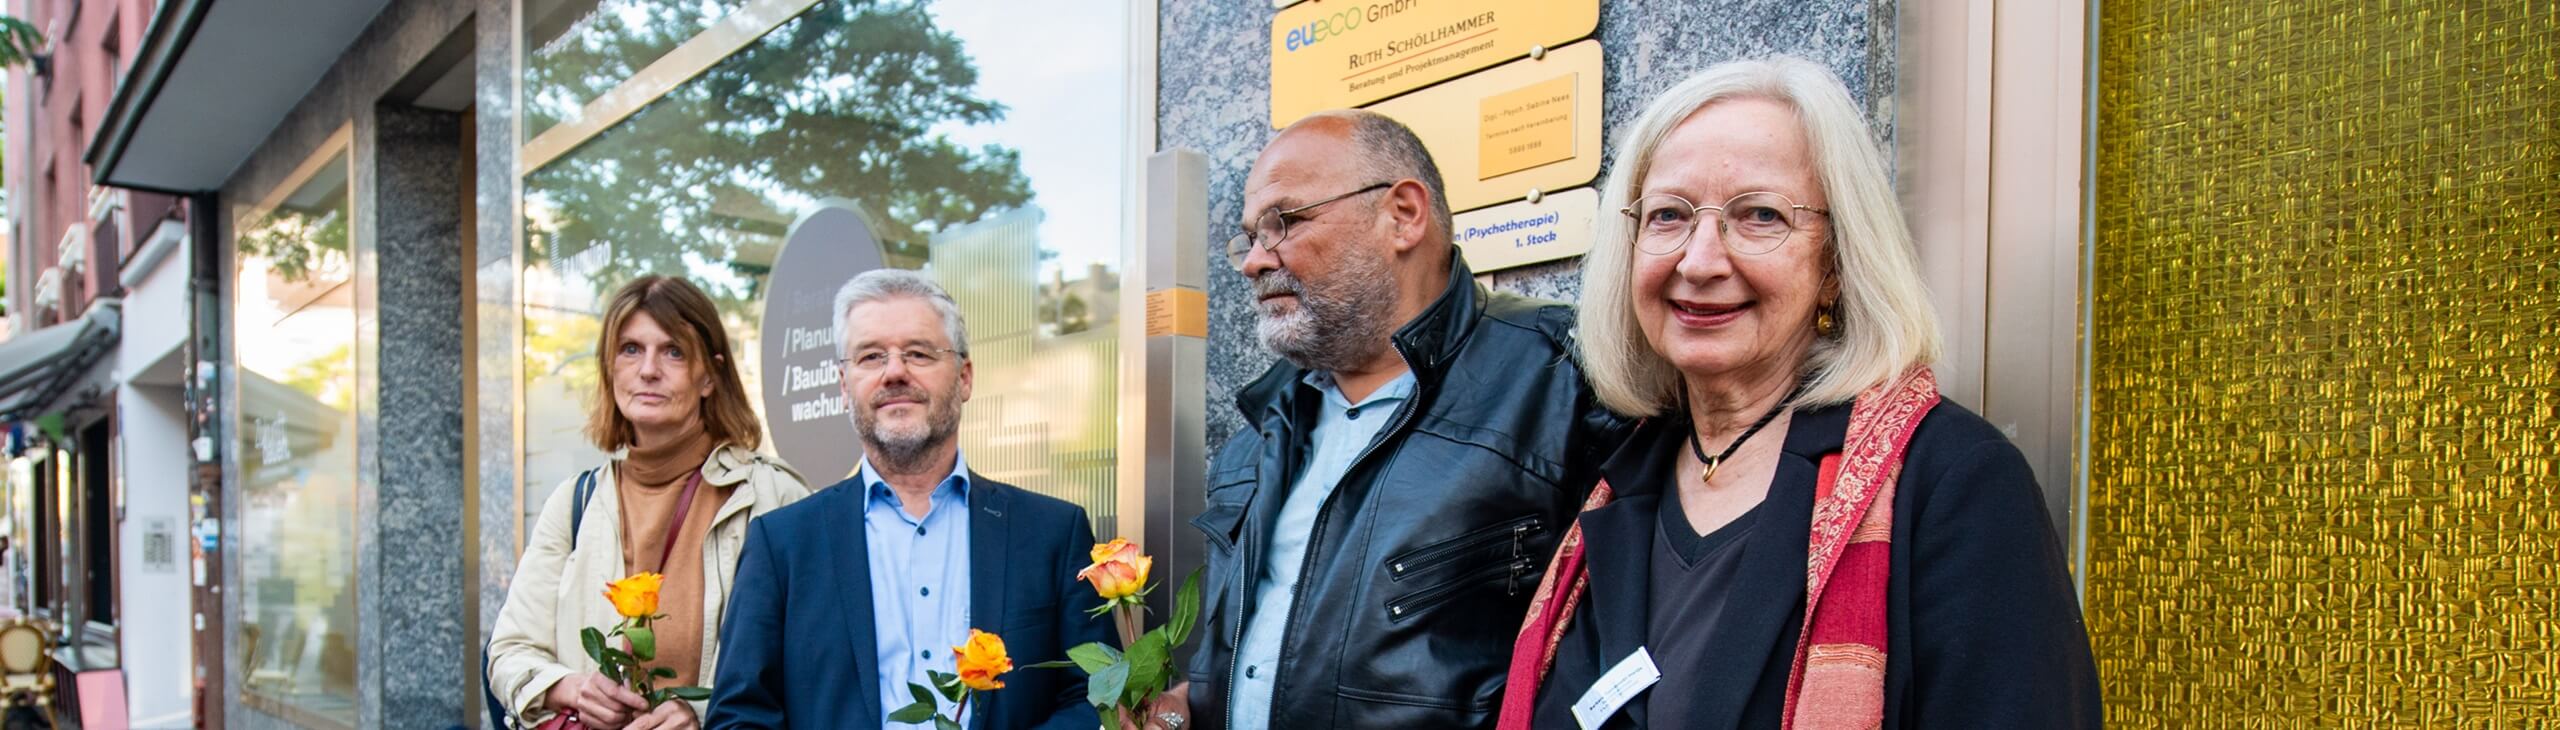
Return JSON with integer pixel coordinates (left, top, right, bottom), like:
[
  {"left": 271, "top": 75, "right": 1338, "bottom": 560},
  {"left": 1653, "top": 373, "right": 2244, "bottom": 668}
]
[
  {"left": 84, "top": 0, "right": 393, "bottom": 192},
  {"left": 0, "top": 300, "right": 122, "bottom": 421}
]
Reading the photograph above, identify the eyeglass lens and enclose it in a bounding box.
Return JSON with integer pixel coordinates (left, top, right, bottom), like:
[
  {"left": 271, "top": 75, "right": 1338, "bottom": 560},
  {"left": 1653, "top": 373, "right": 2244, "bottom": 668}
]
[{"left": 1629, "top": 192, "right": 1804, "bottom": 256}]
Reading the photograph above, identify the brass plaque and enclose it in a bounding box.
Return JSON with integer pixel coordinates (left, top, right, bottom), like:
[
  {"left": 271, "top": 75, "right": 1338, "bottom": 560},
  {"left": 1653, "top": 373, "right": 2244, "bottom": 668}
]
[
  {"left": 1365, "top": 40, "right": 1603, "bottom": 213},
  {"left": 1452, "top": 187, "right": 1596, "bottom": 274},
  {"left": 1477, "top": 73, "right": 1578, "bottom": 179},
  {"left": 1144, "top": 287, "right": 1208, "bottom": 339},
  {"left": 1268, "top": 0, "right": 1597, "bottom": 128}
]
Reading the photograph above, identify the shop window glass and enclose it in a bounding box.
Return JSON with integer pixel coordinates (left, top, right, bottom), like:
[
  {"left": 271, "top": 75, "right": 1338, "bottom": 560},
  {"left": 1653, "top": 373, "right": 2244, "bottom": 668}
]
[
  {"left": 521, "top": 0, "right": 1133, "bottom": 538},
  {"left": 6, "top": 457, "right": 34, "bottom": 613},
  {"left": 523, "top": 0, "right": 753, "bottom": 139},
  {"left": 234, "top": 149, "right": 359, "bottom": 727}
]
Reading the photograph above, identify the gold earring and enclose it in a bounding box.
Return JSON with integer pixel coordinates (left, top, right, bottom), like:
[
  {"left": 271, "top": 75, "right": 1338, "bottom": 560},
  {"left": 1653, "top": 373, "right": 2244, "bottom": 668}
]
[{"left": 1816, "top": 307, "right": 1838, "bottom": 335}]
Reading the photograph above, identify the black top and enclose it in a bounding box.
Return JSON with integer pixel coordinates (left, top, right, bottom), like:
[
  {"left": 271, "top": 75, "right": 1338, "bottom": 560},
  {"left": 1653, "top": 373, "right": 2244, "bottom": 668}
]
[
  {"left": 1647, "top": 495, "right": 1761, "bottom": 725},
  {"left": 1528, "top": 401, "right": 2103, "bottom": 729}
]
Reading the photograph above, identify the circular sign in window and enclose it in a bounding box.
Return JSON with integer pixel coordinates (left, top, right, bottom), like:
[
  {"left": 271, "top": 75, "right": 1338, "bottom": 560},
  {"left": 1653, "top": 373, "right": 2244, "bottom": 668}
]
[{"left": 758, "top": 200, "right": 887, "bottom": 486}]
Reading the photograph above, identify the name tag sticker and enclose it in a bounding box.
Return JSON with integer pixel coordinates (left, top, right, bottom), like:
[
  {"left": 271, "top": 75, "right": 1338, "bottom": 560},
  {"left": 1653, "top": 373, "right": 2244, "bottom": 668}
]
[{"left": 1571, "top": 646, "right": 1661, "bottom": 729}]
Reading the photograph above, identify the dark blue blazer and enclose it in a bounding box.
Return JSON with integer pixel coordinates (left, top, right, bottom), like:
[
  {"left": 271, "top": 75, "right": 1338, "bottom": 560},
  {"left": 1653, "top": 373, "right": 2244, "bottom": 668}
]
[{"left": 706, "top": 472, "right": 1112, "bottom": 729}]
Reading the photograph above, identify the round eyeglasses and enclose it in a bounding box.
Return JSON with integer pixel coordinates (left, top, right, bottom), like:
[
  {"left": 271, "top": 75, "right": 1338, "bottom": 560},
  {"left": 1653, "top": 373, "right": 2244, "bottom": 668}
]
[
  {"left": 1223, "top": 182, "right": 1394, "bottom": 270},
  {"left": 1621, "top": 191, "right": 1831, "bottom": 256}
]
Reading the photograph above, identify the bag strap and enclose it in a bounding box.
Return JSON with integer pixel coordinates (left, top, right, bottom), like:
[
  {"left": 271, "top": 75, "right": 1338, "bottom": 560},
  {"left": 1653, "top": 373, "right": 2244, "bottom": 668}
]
[
  {"left": 653, "top": 471, "right": 705, "bottom": 573},
  {"left": 569, "top": 468, "right": 599, "bottom": 547}
]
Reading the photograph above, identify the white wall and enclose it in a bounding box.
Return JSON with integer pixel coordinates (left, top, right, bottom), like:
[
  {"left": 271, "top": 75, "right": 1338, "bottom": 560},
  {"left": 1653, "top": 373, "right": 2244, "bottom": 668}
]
[
  {"left": 119, "top": 221, "right": 192, "bottom": 371},
  {"left": 116, "top": 224, "right": 195, "bottom": 729},
  {"left": 116, "top": 384, "right": 192, "bottom": 728}
]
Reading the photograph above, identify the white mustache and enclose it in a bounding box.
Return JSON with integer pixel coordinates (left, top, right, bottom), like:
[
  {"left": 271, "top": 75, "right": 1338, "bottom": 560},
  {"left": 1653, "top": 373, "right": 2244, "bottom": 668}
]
[{"left": 1253, "top": 270, "right": 1303, "bottom": 299}]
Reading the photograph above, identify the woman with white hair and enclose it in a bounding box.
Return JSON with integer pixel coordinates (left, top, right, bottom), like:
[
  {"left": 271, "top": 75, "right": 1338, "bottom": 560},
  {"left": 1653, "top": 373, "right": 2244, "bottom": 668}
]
[{"left": 1498, "top": 56, "right": 2099, "bottom": 728}]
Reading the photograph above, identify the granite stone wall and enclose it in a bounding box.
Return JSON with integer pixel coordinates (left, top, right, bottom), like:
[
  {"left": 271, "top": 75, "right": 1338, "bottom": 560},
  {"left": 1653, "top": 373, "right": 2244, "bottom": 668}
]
[
  {"left": 369, "top": 104, "right": 468, "bottom": 728},
  {"left": 1160, "top": 0, "right": 1900, "bottom": 456}
]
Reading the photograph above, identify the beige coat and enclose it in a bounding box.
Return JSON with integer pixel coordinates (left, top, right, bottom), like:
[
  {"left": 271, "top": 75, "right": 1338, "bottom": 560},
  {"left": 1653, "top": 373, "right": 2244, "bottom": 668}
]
[{"left": 488, "top": 444, "right": 811, "bottom": 725}]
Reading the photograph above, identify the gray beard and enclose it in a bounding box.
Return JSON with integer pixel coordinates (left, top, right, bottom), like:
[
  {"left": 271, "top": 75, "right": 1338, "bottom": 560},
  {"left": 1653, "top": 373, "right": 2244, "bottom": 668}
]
[
  {"left": 862, "top": 429, "right": 949, "bottom": 475},
  {"left": 1252, "top": 256, "right": 1397, "bottom": 373},
  {"left": 853, "top": 398, "right": 962, "bottom": 475}
]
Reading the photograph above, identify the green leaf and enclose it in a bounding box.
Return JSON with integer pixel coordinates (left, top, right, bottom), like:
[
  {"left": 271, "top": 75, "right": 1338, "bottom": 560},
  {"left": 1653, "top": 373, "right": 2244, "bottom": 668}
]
[
  {"left": 1088, "top": 661, "right": 1130, "bottom": 710},
  {"left": 651, "top": 667, "right": 678, "bottom": 680},
  {"left": 667, "top": 686, "right": 711, "bottom": 701},
  {"left": 1021, "top": 659, "right": 1082, "bottom": 671},
  {"left": 0, "top": 17, "right": 46, "bottom": 70},
  {"left": 887, "top": 700, "right": 938, "bottom": 724},
  {"left": 1169, "top": 567, "right": 1205, "bottom": 649},
  {"left": 934, "top": 717, "right": 963, "bottom": 730},
  {"left": 626, "top": 626, "right": 657, "bottom": 662},
  {"left": 1123, "top": 631, "right": 1170, "bottom": 705},
  {"left": 1066, "top": 642, "right": 1123, "bottom": 676},
  {"left": 932, "top": 672, "right": 963, "bottom": 703},
  {"left": 909, "top": 682, "right": 937, "bottom": 711},
  {"left": 1085, "top": 601, "right": 1118, "bottom": 618},
  {"left": 602, "top": 647, "right": 637, "bottom": 668},
  {"left": 580, "top": 627, "right": 608, "bottom": 664}
]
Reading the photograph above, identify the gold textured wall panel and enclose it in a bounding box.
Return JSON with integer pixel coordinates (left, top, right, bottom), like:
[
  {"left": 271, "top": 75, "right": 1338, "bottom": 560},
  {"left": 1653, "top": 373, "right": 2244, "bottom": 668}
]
[{"left": 2090, "top": 1, "right": 2560, "bottom": 725}]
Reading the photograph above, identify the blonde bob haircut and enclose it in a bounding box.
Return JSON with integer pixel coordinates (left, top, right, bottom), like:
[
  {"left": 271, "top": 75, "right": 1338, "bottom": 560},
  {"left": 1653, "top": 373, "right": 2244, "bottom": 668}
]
[
  {"left": 1577, "top": 55, "right": 1941, "bottom": 417},
  {"left": 584, "top": 275, "right": 764, "bottom": 452}
]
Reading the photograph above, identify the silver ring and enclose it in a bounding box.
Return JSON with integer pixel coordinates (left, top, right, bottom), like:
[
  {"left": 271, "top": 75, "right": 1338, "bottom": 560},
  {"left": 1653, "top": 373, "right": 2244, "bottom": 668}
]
[{"left": 1157, "top": 711, "right": 1187, "bottom": 729}]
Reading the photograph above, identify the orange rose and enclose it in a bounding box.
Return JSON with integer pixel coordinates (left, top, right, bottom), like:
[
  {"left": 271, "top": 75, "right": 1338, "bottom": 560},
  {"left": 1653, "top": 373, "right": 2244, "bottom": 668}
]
[
  {"left": 1076, "top": 538, "right": 1153, "bottom": 601},
  {"left": 603, "top": 572, "right": 664, "bottom": 619},
  {"left": 952, "top": 629, "right": 1013, "bottom": 691}
]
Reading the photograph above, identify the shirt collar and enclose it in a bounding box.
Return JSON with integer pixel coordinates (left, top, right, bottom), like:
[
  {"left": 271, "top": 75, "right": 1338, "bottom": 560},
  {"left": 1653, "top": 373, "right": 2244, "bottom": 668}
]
[
  {"left": 858, "top": 451, "right": 973, "bottom": 506},
  {"left": 1300, "top": 369, "right": 1419, "bottom": 411}
]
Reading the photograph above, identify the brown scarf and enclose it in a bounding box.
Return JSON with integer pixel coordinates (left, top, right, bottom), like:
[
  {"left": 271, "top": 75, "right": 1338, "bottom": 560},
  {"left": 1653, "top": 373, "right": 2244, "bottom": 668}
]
[{"left": 615, "top": 419, "right": 721, "bottom": 686}]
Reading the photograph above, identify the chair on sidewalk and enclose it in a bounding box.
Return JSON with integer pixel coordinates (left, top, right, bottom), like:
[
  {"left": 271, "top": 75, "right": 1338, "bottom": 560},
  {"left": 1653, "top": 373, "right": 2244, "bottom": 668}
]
[{"left": 0, "top": 619, "right": 54, "bottom": 728}]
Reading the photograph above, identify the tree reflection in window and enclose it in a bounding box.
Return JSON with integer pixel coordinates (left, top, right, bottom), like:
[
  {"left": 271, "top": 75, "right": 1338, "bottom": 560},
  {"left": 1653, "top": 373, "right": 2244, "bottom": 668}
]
[
  {"left": 234, "top": 148, "right": 361, "bottom": 727},
  {"left": 524, "top": 0, "right": 750, "bottom": 139},
  {"left": 237, "top": 196, "right": 349, "bottom": 287},
  {"left": 523, "top": 1, "right": 1031, "bottom": 315}
]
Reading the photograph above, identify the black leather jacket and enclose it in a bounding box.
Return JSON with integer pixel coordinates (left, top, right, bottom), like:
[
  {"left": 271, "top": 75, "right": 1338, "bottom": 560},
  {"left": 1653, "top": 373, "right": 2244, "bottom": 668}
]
[{"left": 1186, "top": 254, "right": 1631, "bottom": 729}]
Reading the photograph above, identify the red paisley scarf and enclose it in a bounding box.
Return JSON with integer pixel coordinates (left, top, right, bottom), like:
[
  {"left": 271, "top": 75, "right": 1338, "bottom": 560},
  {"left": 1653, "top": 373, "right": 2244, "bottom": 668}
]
[{"left": 1499, "top": 368, "right": 1939, "bottom": 730}]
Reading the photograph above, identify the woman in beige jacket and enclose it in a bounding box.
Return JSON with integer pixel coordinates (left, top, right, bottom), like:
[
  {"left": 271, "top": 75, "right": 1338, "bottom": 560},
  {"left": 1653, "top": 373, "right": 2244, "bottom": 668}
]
[{"left": 490, "top": 276, "right": 810, "bottom": 730}]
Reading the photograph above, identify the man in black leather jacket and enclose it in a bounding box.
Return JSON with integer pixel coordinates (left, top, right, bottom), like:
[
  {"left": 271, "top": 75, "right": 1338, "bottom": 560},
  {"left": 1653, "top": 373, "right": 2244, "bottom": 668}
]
[{"left": 1155, "top": 110, "right": 1629, "bottom": 730}]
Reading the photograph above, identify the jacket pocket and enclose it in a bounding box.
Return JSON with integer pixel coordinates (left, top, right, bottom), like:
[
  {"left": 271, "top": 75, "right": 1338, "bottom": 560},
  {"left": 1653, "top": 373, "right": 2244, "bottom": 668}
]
[
  {"left": 1336, "top": 684, "right": 1499, "bottom": 718},
  {"left": 1002, "top": 603, "right": 1057, "bottom": 631},
  {"left": 1193, "top": 468, "right": 1253, "bottom": 551},
  {"left": 1192, "top": 499, "right": 1248, "bottom": 551},
  {"left": 1383, "top": 554, "right": 1540, "bottom": 622},
  {"left": 1384, "top": 514, "right": 1545, "bottom": 583}
]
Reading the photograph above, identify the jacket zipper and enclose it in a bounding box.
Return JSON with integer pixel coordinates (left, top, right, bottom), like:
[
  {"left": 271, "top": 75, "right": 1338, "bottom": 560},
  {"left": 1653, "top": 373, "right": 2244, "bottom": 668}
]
[
  {"left": 1385, "top": 515, "right": 1545, "bottom": 581},
  {"left": 1384, "top": 555, "right": 1540, "bottom": 621},
  {"left": 1224, "top": 516, "right": 1250, "bottom": 730},
  {"left": 1225, "top": 416, "right": 1287, "bottom": 730},
  {"left": 1254, "top": 392, "right": 1423, "bottom": 726}
]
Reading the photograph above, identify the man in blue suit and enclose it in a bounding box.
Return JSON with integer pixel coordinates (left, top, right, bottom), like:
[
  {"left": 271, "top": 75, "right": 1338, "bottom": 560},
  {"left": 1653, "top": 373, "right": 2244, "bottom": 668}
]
[{"left": 708, "top": 269, "right": 1109, "bottom": 729}]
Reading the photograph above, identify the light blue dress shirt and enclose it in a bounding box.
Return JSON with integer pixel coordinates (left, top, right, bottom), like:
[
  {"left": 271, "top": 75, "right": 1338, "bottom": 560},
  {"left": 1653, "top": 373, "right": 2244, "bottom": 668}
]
[
  {"left": 861, "top": 453, "right": 975, "bottom": 727},
  {"left": 1228, "top": 370, "right": 1418, "bottom": 730}
]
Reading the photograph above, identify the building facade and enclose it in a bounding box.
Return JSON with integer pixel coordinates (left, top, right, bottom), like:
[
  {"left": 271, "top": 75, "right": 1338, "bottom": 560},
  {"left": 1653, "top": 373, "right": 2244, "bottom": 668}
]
[
  {"left": 0, "top": 0, "right": 203, "bottom": 726},
  {"left": 0, "top": 0, "right": 2541, "bottom": 727}
]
